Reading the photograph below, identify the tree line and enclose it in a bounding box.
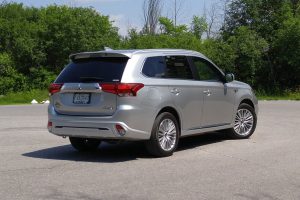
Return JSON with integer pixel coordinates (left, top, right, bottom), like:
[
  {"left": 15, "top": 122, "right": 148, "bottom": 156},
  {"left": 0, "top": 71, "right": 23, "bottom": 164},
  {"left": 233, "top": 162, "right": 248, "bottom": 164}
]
[{"left": 0, "top": 0, "right": 299, "bottom": 95}]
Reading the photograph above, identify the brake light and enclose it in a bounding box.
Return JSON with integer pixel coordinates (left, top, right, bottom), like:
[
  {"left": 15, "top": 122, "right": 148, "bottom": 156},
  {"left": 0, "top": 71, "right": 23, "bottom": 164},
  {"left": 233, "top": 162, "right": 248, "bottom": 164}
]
[
  {"left": 100, "top": 83, "right": 144, "bottom": 96},
  {"left": 49, "top": 83, "right": 63, "bottom": 95}
]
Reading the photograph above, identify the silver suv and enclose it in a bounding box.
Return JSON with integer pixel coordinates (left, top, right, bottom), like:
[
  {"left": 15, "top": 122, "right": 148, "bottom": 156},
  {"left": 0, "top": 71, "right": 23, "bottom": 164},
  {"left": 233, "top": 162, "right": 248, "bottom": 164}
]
[{"left": 48, "top": 49, "right": 258, "bottom": 157}]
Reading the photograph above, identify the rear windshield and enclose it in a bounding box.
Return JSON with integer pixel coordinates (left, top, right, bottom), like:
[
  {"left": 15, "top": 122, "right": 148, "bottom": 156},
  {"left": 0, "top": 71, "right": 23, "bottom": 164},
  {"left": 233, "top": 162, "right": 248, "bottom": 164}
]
[{"left": 55, "top": 57, "right": 128, "bottom": 83}]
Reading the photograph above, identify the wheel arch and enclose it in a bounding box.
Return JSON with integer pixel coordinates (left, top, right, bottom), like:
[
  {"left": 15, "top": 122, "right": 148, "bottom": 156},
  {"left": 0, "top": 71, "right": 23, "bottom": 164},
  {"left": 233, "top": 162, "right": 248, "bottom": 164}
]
[
  {"left": 240, "top": 98, "right": 255, "bottom": 109},
  {"left": 157, "top": 106, "right": 181, "bottom": 134}
]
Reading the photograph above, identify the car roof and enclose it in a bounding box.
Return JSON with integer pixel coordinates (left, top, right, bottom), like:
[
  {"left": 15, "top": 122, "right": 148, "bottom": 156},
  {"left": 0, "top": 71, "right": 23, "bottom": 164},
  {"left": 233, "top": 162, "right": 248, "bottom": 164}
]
[{"left": 70, "top": 49, "right": 206, "bottom": 60}]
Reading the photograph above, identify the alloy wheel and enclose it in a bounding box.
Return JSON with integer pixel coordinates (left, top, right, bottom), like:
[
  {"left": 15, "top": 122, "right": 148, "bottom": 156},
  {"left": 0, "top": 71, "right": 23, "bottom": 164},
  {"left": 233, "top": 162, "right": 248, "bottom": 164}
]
[
  {"left": 157, "top": 119, "right": 177, "bottom": 151},
  {"left": 234, "top": 109, "right": 254, "bottom": 136}
]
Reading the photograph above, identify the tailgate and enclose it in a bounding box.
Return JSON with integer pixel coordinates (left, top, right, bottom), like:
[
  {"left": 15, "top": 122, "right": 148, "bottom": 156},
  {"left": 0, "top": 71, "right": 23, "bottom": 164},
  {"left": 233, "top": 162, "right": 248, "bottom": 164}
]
[
  {"left": 51, "top": 56, "right": 128, "bottom": 116},
  {"left": 52, "top": 83, "right": 116, "bottom": 116}
]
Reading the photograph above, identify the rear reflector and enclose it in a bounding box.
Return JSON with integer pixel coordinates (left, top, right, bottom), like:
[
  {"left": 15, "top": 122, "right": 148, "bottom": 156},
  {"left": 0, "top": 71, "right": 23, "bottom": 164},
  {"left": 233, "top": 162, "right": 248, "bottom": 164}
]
[
  {"left": 49, "top": 83, "right": 63, "bottom": 95},
  {"left": 115, "top": 124, "right": 126, "bottom": 136},
  {"left": 47, "top": 121, "right": 52, "bottom": 129},
  {"left": 100, "top": 83, "right": 144, "bottom": 97}
]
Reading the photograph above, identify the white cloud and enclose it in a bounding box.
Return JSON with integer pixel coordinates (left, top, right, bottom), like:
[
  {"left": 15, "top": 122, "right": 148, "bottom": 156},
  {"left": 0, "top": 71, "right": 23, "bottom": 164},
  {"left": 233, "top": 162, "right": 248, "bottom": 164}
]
[
  {"left": 67, "top": 0, "right": 142, "bottom": 36},
  {"left": 110, "top": 14, "right": 143, "bottom": 36},
  {"left": 110, "top": 14, "right": 124, "bottom": 22},
  {"left": 110, "top": 14, "right": 128, "bottom": 36}
]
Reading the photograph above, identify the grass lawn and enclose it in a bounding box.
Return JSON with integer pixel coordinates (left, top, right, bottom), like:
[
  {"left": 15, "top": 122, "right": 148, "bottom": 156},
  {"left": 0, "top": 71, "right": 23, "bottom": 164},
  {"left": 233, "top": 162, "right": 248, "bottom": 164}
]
[
  {"left": 0, "top": 90, "right": 49, "bottom": 105},
  {"left": 256, "top": 91, "right": 300, "bottom": 101}
]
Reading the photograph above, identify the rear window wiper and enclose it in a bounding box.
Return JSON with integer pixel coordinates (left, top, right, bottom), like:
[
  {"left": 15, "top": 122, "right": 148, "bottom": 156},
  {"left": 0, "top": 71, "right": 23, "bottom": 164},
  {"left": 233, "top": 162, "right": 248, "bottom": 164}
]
[{"left": 80, "top": 77, "right": 104, "bottom": 83}]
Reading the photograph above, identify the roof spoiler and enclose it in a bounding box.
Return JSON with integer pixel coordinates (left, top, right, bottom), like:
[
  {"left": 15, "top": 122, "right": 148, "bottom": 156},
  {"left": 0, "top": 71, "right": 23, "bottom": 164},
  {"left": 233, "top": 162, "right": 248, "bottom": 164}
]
[{"left": 69, "top": 52, "right": 130, "bottom": 61}]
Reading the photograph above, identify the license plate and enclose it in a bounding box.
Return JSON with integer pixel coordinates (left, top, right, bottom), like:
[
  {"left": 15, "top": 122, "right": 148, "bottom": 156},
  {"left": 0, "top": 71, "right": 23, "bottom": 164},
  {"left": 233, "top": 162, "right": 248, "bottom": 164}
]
[{"left": 73, "top": 93, "right": 91, "bottom": 104}]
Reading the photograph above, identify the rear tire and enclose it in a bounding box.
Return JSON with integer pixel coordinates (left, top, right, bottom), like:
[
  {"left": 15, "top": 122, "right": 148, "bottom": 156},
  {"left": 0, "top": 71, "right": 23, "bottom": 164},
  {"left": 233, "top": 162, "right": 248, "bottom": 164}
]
[
  {"left": 146, "top": 112, "right": 180, "bottom": 157},
  {"left": 69, "top": 137, "right": 101, "bottom": 151},
  {"left": 226, "top": 103, "right": 257, "bottom": 139}
]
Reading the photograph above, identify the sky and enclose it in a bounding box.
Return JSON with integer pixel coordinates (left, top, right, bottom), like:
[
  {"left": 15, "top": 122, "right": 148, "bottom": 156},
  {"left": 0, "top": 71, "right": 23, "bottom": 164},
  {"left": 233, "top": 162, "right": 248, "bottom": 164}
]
[{"left": 8, "top": 0, "right": 221, "bottom": 36}]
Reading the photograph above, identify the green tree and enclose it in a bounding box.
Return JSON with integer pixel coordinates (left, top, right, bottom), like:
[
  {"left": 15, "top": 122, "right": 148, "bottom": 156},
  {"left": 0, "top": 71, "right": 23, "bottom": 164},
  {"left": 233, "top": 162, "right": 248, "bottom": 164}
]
[
  {"left": 158, "top": 17, "right": 187, "bottom": 35},
  {"left": 200, "top": 39, "right": 236, "bottom": 73},
  {"left": 226, "top": 27, "right": 268, "bottom": 86},
  {"left": 0, "top": 3, "right": 45, "bottom": 74},
  {"left": 222, "top": 0, "right": 300, "bottom": 91},
  {"left": 38, "top": 5, "right": 120, "bottom": 73},
  {"left": 0, "top": 2, "right": 121, "bottom": 92},
  {"left": 190, "top": 16, "right": 207, "bottom": 40},
  {"left": 223, "top": 0, "right": 293, "bottom": 40},
  {"left": 272, "top": 17, "right": 300, "bottom": 89},
  {"left": 0, "top": 53, "right": 27, "bottom": 94}
]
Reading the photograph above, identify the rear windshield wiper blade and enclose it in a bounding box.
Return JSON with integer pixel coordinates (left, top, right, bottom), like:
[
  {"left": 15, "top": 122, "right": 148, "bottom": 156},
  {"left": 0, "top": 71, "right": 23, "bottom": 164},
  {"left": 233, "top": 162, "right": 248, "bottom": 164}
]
[{"left": 80, "top": 77, "right": 104, "bottom": 82}]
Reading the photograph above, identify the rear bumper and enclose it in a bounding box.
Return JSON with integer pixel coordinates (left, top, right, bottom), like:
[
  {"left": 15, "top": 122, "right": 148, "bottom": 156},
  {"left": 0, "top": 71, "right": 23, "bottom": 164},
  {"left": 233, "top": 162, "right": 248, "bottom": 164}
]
[{"left": 48, "top": 105, "right": 151, "bottom": 140}]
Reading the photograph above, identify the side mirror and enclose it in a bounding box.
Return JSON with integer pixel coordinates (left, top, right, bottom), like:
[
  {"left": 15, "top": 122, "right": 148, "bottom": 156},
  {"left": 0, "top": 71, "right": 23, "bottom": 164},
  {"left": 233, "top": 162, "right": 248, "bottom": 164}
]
[{"left": 225, "top": 73, "right": 235, "bottom": 83}]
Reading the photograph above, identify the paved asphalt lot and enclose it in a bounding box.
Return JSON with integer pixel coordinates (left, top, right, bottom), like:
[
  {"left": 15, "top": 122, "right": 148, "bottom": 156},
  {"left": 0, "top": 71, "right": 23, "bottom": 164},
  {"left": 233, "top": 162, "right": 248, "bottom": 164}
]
[{"left": 0, "top": 101, "right": 299, "bottom": 200}]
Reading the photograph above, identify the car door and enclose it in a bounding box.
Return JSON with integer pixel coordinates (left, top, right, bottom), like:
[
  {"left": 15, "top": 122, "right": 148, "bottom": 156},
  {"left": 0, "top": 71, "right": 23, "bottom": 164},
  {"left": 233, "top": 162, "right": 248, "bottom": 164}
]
[
  {"left": 189, "top": 56, "right": 235, "bottom": 128},
  {"left": 163, "top": 55, "right": 204, "bottom": 131}
]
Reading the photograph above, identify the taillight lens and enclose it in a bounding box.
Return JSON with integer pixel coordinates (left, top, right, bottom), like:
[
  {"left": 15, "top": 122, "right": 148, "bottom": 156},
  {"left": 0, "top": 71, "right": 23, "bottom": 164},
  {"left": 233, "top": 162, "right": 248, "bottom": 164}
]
[
  {"left": 100, "top": 83, "right": 144, "bottom": 97},
  {"left": 49, "top": 83, "right": 63, "bottom": 95}
]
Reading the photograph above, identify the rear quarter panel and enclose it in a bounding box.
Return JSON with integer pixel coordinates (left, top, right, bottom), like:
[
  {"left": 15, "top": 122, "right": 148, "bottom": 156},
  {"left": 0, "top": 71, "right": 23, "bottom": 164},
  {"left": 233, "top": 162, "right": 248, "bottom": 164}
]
[{"left": 119, "top": 54, "right": 176, "bottom": 135}]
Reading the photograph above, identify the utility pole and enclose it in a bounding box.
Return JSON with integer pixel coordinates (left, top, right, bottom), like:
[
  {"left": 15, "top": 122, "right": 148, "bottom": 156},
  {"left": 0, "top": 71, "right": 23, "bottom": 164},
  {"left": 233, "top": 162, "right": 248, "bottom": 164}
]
[
  {"left": 173, "top": 0, "right": 184, "bottom": 27},
  {"left": 174, "top": 0, "right": 177, "bottom": 27}
]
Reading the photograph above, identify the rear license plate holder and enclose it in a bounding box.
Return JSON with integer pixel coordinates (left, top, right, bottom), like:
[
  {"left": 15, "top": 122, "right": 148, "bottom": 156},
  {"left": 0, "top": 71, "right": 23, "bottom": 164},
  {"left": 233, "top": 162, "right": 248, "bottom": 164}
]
[{"left": 73, "top": 93, "right": 91, "bottom": 104}]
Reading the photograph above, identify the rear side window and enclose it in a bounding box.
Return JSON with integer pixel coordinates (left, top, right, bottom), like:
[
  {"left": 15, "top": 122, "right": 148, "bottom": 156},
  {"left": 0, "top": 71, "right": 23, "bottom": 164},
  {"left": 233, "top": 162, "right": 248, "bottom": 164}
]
[
  {"left": 55, "top": 57, "right": 128, "bottom": 83},
  {"left": 142, "top": 56, "right": 166, "bottom": 78},
  {"left": 165, "top": 56, "right": 193, "bottom": 79},
  {"left": 142, "top": 56, "right": 193, "bottom": 80}
]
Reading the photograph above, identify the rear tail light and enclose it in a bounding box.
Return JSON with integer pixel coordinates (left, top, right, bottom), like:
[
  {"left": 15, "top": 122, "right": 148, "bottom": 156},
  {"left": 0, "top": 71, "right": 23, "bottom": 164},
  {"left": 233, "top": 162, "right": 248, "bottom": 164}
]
[
  {"left": 49, "top": 83, "right": 63, "bottom": 95},
  {"left": 100, "top": 83, "right": 144, "bottom": 97}
]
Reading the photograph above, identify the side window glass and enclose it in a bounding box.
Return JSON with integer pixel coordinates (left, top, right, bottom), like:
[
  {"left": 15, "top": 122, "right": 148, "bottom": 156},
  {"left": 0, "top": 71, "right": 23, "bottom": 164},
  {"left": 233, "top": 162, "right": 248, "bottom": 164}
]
[
  {"left": 142, "top": 56, "right": 166, "bottom": 78},
  {"left": 192, "top": 57, "right": 221, "bottom": 81},
  {"left": 165, "top": 56, "right": 193, "bottom": 80}
]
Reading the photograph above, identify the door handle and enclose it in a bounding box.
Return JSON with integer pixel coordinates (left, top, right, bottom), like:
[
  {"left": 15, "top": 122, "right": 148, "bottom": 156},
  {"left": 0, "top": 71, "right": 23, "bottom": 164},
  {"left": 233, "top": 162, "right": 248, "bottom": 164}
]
[
  {"left": 203, "top": 89, "right": 211, "bottom": 96},
  {"left": 170, "top": 88, "right": 180, "bottom": 95}
]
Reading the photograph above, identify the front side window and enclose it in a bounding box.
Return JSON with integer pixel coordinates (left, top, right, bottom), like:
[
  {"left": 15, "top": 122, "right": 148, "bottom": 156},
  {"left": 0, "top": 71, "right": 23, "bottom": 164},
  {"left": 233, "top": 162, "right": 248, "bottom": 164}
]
[{"left": 191, "top": 57, "right": 222, "bottom": 81}]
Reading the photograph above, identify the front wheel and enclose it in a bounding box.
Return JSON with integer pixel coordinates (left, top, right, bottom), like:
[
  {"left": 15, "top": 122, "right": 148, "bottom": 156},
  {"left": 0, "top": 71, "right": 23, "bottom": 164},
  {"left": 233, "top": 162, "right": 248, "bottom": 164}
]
[
  {"left": 146, "top": 112, "right": 180, "bottom": 157},
  {"left": 69, "top": 137, "right": 101, "bottom": 151},
  {"left": 227, "top": 103, "right": 257, "bottom": 139}
]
